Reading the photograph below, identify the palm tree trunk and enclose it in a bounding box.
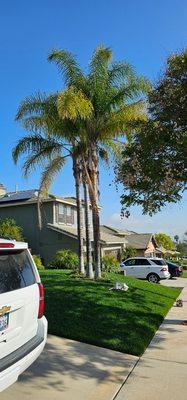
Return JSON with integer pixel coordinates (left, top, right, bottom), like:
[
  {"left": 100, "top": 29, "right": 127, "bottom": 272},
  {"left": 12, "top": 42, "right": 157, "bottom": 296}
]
[
  {"left": 92, "top": 204, "right": 101, "bottom": 278},
  {"left": 73, "top": 160, "right": 85, "bottom": 275},
  {"left": 86, "top": 147, "right": 101, "bottom": 279},
  {"left": 83, "top": 181, "right": 94, "bottom": 278}
]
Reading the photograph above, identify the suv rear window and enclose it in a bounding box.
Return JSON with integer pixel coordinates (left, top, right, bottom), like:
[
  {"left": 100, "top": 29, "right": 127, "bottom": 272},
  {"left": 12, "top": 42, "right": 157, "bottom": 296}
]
[
  {"left": 151, "top": 259, "right": 166, "bottom": 266},
  {"left": 135, "top": 259, "right": 151, "bottom": 265},
  {"left": 0, "top": 250, "right": 36, "bottom": 294}
]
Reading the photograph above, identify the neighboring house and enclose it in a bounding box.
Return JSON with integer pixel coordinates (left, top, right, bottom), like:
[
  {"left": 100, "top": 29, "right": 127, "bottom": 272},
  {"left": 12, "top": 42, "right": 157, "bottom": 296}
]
[
  {"left": 0, "top": 188, "right": 126, "bottom": 264},
  {"left": 0, "top": 186, "right": 160, "bottom": 264},
  {"left": 100, "top": 226, "right": 160, "bottom": 257}
]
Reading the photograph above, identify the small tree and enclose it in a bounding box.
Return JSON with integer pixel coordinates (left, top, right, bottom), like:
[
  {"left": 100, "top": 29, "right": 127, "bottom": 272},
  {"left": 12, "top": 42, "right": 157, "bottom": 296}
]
[
  {"left": 0, "top": 218, "right": 23, "bottom": 241},
  {"left": 155, "top": 233, "right": 175, "bottom": 251},
  {"left": 122, "top": 246, "right": 137, "bottom": 260}
]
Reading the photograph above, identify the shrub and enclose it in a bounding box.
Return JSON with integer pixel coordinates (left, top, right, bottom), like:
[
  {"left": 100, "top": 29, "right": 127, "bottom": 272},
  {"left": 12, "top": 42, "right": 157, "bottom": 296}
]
[
  {"left": 32, "top": 255, "right": 44, "bottom": 270},
  {"left": 102, "top": 255, "right": 119, "bottom": 273},
  {"left": 0, "top": 218, "right": 24, "bottom": 241},
  {"left": 122, "top": 246, "right": 137, "bottom": 260},
  {"left": 49, "top": 249, "right": 78, "bottom": 270}
]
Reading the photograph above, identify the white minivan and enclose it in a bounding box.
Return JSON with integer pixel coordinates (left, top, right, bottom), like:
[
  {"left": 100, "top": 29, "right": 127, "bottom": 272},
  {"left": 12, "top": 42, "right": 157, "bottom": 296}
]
[
  {"left": 120, "top": 257, "right": 170, "bottom": 283},
  {"left": 0, "top": 238, "right": 47, "bottom": 392}
]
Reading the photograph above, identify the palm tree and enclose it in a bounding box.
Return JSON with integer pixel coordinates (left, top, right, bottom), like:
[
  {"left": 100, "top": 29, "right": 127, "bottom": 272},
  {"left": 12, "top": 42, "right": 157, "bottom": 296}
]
[
  {"left": 13, "top": 45, "right": 149, "bottom": 279},
  {"left": 49, "top": 45, "right": 149, "bottom": 277},
  {"left": 12, "top": 93, "right": 92, "bottom": 275}
]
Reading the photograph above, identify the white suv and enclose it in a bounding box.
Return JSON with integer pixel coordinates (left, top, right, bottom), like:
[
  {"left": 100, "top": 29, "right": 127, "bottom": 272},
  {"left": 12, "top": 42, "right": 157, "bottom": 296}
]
[
  {"left": 0, "top": 238, "right": 47, "bottom": 392},
  {"left": 120, "top": 257, "right": 170, "bottom": 283}
]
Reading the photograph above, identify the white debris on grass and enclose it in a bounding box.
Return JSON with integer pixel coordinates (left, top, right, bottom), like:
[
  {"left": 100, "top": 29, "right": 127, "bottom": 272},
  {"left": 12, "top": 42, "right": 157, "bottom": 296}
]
[{"left": 109, "top": 282, "right": 129, "bottom": 291}]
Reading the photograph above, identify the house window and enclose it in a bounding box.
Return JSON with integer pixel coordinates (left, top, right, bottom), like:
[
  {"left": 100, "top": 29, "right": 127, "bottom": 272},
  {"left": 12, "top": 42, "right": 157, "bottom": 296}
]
[
  {"left": 57, "top": 204, "right": 74, "bottom": 225},
  {"left": 66, "top": 206, "right": 71, "bottom": 216},
  {"left": 66, "top": 206, "right": 74, "bottom": 225},
  {"left": 58, "top": 204, "right": 65, "bottom": 223}
]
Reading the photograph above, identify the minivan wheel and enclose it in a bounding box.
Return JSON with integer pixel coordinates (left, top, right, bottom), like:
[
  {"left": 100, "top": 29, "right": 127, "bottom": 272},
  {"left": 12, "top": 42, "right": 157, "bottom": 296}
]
[{"left": 147, "top": 273, "right": 160, "bottom": 284}]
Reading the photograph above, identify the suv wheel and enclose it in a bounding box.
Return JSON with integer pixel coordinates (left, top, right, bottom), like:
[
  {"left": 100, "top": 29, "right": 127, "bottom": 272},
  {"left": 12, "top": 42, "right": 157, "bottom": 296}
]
[{"left": 147, "top": 273, "right": 160, "bottom": 283}]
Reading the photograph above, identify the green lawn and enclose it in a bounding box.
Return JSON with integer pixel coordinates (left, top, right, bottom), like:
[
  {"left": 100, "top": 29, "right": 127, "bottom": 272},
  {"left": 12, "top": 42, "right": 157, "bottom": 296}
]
[{"left": 40, "top": 270, "right": 180, "bottom": 356}]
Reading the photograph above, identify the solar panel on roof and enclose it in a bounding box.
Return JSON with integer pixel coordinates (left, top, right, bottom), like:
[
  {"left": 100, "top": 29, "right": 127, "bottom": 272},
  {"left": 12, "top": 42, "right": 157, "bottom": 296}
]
[{"left": 0, "top": 190, "right": 38, "bottom": 203}]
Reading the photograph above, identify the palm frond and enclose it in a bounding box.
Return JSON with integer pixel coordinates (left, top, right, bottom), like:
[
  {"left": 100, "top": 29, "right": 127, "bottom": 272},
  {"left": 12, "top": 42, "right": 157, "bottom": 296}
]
[
  {"left": 12, "top": 134, "right": 63, "bottom": 164},
  {"left": 39, "top": 156, "right": 66, "bottom": 195},
  {"left": 106, "top": 77, "right": 150, "bottom": 110},
  {"left": 57, "top": 87, "right": 93, "bottom": 120},
  {"left": 100, "top": 101, "right": 147, "bottom": 138},
  {"left": 15, "top": 92, "right": 52, "bottom": 121},
  {"left": 89, "top": 45, "right": 112, "bottom": 75},
  {"left": 48, "top": 49, "right": 85, "bottom": 89},
  {"left": 99, "top": 140, "right": 123, "bottom": 164},
  {"left": 108, "top": 62, "right": 135, "bottom": 85}
]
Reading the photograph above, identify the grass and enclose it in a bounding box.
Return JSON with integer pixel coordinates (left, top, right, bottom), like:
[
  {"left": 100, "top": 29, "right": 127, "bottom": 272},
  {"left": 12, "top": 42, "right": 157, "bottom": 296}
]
[{"left": 40, "top": 270, "right": 180, "bottom": 356}]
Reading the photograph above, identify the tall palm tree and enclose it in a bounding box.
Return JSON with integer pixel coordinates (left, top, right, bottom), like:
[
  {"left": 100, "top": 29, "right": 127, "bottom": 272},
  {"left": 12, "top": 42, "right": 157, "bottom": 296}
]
[
  {"left": 12, "top": 93, "right": 92, "bottom": 275},
  {"left": 49, "top": 45, "right": 149, "bottom": 277}
]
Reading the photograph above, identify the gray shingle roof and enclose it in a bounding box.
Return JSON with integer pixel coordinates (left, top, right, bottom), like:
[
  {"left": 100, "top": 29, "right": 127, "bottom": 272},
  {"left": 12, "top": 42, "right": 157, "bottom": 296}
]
[
  {"left": 101, "top": 225, "right": 136, "bottom": 236},
  {"left": 125, "top": 233, "right": 153, "bottom": 249},
  {"left": 47, "top": 224, "right": 126, "bottom": 245}
]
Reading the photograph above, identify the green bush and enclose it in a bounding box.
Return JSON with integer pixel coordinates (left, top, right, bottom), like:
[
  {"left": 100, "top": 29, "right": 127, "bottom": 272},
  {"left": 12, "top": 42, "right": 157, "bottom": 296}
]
[
  {"left": 32, "top": 255, "right": 44, "bottom": 270},
  {"left": 0, "top": 218, "right": 24, "bottom": 241},
  {"left": 102, "top": 255, "right": 119, "bottom": 273},
  {"left": 122, "top": 246, "right": 137, "bottom": 260},
  {"left": 49, "top": 249, "right": 78, "bottom": 270}
]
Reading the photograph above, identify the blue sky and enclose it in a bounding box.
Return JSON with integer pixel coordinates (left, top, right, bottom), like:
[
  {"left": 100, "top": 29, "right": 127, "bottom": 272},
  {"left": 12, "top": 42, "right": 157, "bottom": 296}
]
[{"left": 0, "top": 0, "right": 186, "bottom": 238}]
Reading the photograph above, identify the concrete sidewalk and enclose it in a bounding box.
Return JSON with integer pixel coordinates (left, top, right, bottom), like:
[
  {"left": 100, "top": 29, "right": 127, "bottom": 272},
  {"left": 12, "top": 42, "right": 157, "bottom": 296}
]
[
  {"left": 116, "top": 278, "right": 187, "bottom": 400},
  {"left": 1, "top": 335, "right": 138, "bottom": 400}
]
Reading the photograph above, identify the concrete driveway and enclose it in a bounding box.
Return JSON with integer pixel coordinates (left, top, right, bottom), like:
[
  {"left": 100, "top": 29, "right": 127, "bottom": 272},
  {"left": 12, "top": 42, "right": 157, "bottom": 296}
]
[
  {"left": 1, "top": 335, "right": 138, "bottom": 400},
  {"left": 161, "top": 276, "right": 187, "bottom": 288}
]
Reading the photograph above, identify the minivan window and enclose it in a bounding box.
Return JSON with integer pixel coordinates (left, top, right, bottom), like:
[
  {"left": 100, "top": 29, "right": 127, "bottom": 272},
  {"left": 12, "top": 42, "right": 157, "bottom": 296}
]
[{"left": 0, "top": 250, "right": 36, "bottom": 294}]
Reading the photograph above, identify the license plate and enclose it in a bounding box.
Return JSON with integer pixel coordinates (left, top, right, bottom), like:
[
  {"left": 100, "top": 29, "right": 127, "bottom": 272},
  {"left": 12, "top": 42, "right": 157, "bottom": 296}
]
[{"left": 0, "top": 314, "right": 9, "bottom": 332}]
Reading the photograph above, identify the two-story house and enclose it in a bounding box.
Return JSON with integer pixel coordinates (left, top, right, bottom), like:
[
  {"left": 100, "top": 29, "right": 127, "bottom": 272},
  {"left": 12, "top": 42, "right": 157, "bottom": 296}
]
[
  {"left": 0, "top": 188, "right": 127, "bottom": 263},
  {"left": 0, "top": 186, "right": 160, "bottom": 264}
]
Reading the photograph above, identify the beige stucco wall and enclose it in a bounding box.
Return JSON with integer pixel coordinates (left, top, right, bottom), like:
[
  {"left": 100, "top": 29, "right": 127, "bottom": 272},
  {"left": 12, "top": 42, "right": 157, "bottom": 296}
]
[{"left": 144, "top": 240, "right": 156, "bottom": 256}]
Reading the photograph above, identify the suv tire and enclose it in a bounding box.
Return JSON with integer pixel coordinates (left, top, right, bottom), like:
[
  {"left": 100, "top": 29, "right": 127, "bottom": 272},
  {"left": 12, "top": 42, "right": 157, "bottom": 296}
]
[{"left": 147, "top": 273, "right": 160, "bottom": 283}]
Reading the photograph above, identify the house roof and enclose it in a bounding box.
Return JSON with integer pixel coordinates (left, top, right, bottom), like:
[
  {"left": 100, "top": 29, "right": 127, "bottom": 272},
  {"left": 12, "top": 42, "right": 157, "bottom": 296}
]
[
  {"left": 101, "top": 225, "right": 136, "bottom": 236},
  {"left": 0, "top": 189, "right": 39, "bottom": 203},
  {"left": 0, "top": 189, "right": 79, "bottom": 207},
  {"left": 125, "top": 233, "right": 154, "bottom": 250},
  {"left": 47, "top": 223, "right": 126, "bottom": 245}
]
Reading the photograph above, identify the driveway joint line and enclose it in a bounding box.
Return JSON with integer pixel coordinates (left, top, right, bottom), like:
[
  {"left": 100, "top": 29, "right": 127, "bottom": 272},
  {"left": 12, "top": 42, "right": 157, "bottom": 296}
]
[{"left": 112, "top": 357, "right": 140, "bottom": 400}]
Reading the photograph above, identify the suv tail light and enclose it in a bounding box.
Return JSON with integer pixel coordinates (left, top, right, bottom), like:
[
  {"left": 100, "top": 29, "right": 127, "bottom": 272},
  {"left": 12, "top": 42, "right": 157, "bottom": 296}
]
[
  {"left": 0, "top": 243, "right": 15, "bottom": 248},
  {"left": 160, "top": 267, "right": 168, "bottom": 272},
  {"left": 38, "top": 283, "right": 44, "bottom": 318}
]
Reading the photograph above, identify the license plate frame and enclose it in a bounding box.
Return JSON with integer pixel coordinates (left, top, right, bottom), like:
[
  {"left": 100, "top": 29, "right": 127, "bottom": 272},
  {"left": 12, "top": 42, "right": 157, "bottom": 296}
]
[{"left": 0, "top": 313, "right": 9, "bottom": 332}]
